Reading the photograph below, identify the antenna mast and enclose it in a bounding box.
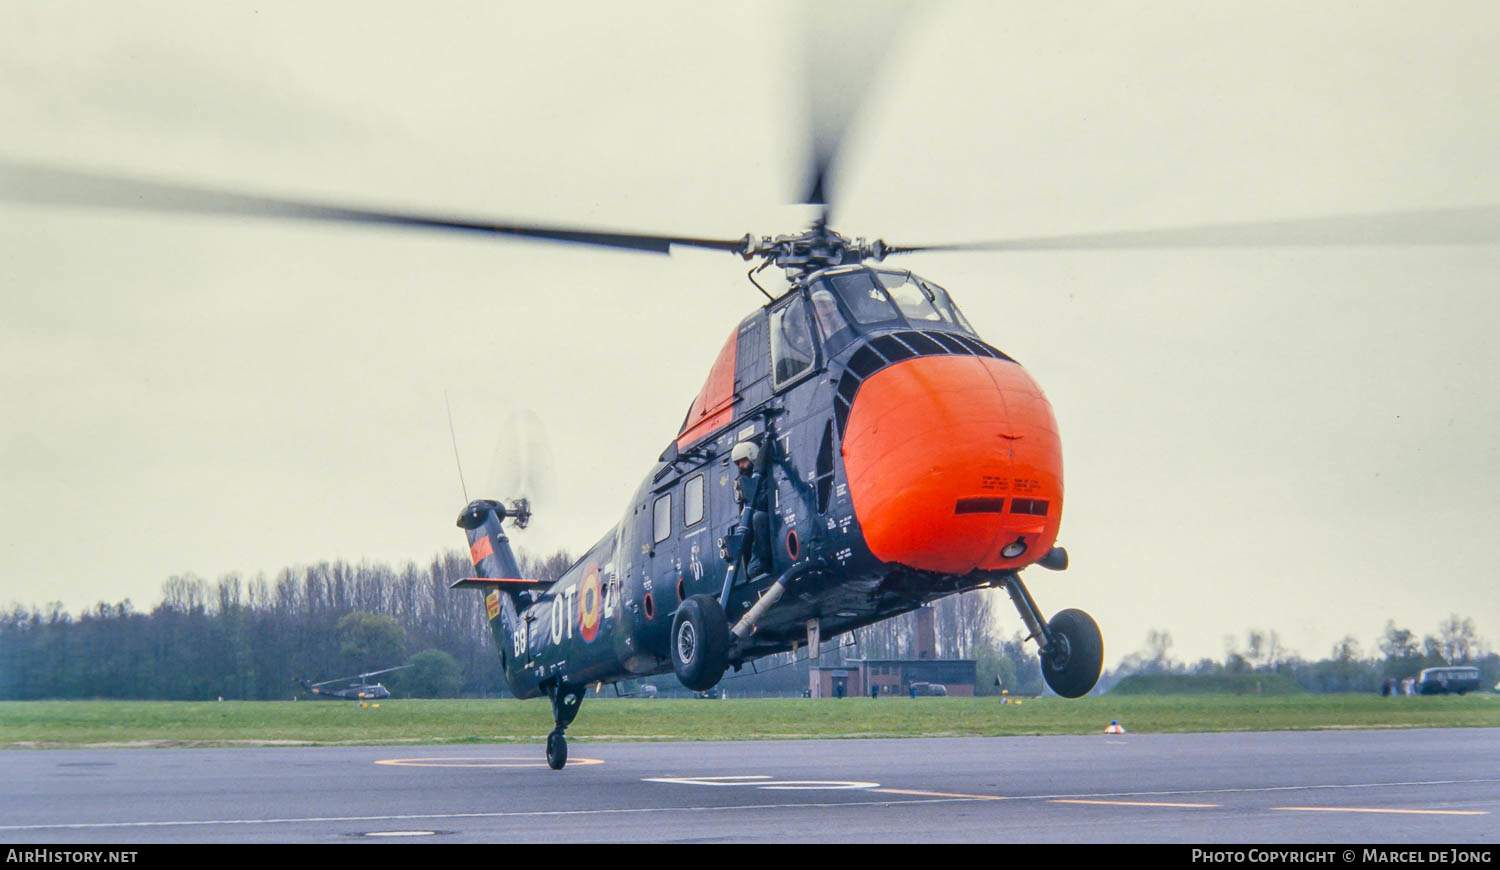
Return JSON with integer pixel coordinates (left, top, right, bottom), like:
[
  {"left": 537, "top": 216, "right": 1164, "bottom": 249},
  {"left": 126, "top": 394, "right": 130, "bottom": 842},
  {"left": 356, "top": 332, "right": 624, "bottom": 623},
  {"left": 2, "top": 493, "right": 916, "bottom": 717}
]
[{"left": 444, "top": 391, "right": 470, "bottom": 503}]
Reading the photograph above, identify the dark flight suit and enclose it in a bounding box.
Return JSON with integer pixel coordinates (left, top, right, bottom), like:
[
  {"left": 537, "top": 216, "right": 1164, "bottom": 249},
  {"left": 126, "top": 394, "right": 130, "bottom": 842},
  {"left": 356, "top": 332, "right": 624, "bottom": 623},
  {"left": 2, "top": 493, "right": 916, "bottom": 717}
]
[{"left": 734, "top": 467, "right": 772, "bottom": 579}]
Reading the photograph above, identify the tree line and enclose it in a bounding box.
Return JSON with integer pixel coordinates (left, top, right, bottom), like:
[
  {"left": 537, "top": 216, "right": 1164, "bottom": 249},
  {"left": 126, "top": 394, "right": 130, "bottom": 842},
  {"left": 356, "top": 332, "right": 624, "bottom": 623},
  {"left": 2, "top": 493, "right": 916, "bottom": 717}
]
[
  {"left": 0, "top": 552, "right": 1045, "bottom": 700},
  {"left": 6, "top": 548, "right": 1487, "bottom": 699},
  {"left": 0, "top": 549, "right": 569, "bottom": 701},
  {"left": 1103, "top": 618, "right": 1498, "bottom": 694}
]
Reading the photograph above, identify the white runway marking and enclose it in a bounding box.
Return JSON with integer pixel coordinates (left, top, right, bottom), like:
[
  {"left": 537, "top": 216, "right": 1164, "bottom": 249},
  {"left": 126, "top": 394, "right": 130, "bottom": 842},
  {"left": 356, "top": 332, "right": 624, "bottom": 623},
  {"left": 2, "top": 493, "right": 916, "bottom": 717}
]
[
  {"left": 1030, "top": 777, "right": 1500, "bottom": 803},
  {"left": 644, "top": 775, "right": 880, "bottom": 790},
  {"left": 645, "top": 774, "right": 1500, "bottom": 815},
  {"left": 1273, "top": 806, "right": 1488, "bottom": 816},
  {"left": 0, "top": 797, "right": 975, "bottom": 832},
  {"left": 376, "top": 755, "right": 604, "bottom": 768},
  {"left": 2, "top": 776, "right": 1492, "bottom": 833},
  {"left": 1051, "top": 799, "right": 1220, "bottom": 808}
]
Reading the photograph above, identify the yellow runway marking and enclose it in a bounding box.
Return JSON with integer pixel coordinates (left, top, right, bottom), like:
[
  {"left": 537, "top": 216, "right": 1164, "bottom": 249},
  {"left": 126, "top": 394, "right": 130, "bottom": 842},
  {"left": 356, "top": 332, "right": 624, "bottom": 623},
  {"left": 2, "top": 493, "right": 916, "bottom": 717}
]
[
  {"left": 1274, "top": 806, "right": 1487, "bottom": 816},
  {"left": 376, "top": 756, "right": 604, "bottom": 768},
  {"left": 870, "top": 788, "right": 1005, "bottom": 800},
  {"left": 1051, "top": 799, "right": 1219, "bottom": 808}
]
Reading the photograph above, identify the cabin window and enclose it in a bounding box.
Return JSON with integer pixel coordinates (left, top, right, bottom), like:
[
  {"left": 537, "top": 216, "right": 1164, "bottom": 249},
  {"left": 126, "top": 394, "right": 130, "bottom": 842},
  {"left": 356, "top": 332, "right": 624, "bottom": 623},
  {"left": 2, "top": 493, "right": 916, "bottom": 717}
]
[
  {"left": 770, "top": 296, "right": 817, "bottom": 387},
  {"left": 815, "top": 420, "right": 835, "bottom": 514},
  {"left": 653, "top": 493, "right": 672, "bottom": 543},
  {"left": 684, "top": 474, "right": 705, "bottom": 527}
]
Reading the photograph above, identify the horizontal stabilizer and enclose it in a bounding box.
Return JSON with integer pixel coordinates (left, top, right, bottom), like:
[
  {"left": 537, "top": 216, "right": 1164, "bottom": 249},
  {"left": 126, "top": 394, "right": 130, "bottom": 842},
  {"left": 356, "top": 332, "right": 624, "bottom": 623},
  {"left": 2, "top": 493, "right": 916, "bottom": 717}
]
[{"left": 450, "top": 577, "right": 549, "bottom": 589}]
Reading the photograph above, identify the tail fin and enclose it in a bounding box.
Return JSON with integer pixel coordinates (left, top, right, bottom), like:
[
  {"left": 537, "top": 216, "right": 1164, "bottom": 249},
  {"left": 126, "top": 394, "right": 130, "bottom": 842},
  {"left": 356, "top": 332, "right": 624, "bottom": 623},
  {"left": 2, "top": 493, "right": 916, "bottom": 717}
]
[
  {"left": 453, "top": 499, "right": 534, "bottom": 673},
  {"left": 456, "top": 498, "right": 529, "bottom": 583}
]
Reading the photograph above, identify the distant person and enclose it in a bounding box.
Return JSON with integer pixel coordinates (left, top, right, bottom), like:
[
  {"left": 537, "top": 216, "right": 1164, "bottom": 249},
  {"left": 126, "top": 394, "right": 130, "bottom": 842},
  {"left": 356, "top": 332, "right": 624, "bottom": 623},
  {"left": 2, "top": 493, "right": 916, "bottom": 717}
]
[{"left": 870, "top": 684, "right": 879, "bottom": 699}]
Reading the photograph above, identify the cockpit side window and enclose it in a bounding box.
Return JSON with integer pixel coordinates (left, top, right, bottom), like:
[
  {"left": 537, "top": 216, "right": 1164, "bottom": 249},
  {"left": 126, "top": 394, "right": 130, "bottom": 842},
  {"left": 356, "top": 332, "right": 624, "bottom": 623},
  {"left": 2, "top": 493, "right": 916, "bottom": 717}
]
[
  {"left": 921, "top": 279, "right": 977, "bottom": 334},
  {"left": 829, "top": 271, "right": 900, "bottom": 324},
  {"left": 809, "top": 287, "right": 850, "bottom": 339},
  {"left": 769, "top": 295, "right": 818, "bottom": 387}
]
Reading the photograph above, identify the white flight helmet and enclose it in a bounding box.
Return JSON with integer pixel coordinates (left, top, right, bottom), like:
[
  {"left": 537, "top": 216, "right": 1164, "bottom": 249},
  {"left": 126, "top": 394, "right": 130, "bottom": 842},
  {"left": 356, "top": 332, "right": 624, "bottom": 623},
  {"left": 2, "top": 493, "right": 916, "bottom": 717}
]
[{"left": 731, "top": 441, "right": 759, "bottom": 464}]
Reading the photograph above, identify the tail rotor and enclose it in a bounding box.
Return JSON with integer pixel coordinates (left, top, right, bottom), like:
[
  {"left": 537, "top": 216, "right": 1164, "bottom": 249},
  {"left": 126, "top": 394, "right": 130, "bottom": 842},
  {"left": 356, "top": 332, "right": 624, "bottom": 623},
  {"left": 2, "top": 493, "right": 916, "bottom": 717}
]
[{"left": 483, "top": 408, "right": 557, "bottom": 529}]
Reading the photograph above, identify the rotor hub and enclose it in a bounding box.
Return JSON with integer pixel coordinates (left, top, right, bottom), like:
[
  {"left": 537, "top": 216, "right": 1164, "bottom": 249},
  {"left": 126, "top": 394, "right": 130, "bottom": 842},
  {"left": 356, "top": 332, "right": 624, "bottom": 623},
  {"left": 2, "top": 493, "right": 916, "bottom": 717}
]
[{"left": 738, "top": 221, "right": 889, "bottom": 280}]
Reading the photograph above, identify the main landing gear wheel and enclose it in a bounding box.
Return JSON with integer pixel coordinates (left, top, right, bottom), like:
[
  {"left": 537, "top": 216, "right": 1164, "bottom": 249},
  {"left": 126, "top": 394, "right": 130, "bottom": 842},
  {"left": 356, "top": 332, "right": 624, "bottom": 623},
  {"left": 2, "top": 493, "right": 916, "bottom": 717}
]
[
  {"left": 546, "top": 729, "right": 568, "bottom": 770},
  {"left": 1040, "top": 608, "right": 1103, "bottom": 698},
  {"left": 671, "top": 594, "right": 730, "bottom": 692},
  {"left": 544, "top": 684, "right": 583, "bottom": 770}
]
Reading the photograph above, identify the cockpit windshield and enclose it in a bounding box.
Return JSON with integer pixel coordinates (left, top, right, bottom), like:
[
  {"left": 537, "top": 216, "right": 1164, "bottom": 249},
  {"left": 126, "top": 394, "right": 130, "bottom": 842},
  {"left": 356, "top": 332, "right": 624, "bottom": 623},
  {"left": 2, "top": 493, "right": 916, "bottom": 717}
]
[
  {"left": 876, "top": 272, "right": 943, "bottom": 323},
  {"left": 819, "top": 268, "right": 977, "bottom": 335},
  {"left": 827, "top": 271, "right": 900, "bottom": 324}
]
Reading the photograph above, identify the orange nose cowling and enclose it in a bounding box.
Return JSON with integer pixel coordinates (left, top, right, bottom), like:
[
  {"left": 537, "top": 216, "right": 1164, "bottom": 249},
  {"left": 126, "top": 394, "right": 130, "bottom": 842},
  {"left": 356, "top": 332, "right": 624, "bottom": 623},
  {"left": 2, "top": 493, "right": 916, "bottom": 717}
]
[{"left": 842, "top": 354, "right": 1063, "bottom": 574}]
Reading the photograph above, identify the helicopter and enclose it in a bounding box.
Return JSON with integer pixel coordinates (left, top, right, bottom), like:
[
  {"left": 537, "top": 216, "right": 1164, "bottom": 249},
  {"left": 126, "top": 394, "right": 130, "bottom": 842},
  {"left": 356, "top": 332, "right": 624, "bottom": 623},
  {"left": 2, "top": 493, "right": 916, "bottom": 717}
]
[
  {"left": 296, "top": 665, "right": 412, "bottom": 701},
  {"left": 4, "top": 8, "right": 1496, "bottom": 772},
  {"left": 448, "top": 219, "right": 1099, "bottom": 769}
]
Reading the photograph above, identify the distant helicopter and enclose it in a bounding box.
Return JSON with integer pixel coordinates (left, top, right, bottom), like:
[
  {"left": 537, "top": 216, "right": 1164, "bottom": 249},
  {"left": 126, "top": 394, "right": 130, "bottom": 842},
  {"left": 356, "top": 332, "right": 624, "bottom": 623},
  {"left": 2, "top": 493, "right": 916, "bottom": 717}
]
[
  {"left": 4, "top": 18, "right": 1495, "bottom": 772},
  {"left": 296, "top": 666, "right": 411, "bottom": 701}
]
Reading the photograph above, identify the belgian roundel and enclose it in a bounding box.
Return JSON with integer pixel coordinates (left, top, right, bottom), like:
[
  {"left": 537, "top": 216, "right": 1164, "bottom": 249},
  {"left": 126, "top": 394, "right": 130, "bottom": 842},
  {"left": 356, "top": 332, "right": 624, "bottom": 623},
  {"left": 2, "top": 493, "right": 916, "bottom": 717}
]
[{"left": 578, "top": 564, "right": 603, "bottom": 643}]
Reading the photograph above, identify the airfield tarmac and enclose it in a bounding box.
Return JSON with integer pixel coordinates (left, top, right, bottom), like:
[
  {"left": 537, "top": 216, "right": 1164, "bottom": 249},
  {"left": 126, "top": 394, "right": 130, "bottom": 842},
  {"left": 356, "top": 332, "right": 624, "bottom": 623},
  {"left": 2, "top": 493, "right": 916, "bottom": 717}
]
[{"left": 2, "top": 728, "right": 1495, "bottom": 844}]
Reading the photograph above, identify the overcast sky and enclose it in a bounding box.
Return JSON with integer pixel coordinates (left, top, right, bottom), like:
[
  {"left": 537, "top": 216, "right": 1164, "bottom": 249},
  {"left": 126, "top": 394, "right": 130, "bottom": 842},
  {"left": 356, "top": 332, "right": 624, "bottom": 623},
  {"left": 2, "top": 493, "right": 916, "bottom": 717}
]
[{"left": 2, "top": 1, "right": 1497, "bottom": 668}]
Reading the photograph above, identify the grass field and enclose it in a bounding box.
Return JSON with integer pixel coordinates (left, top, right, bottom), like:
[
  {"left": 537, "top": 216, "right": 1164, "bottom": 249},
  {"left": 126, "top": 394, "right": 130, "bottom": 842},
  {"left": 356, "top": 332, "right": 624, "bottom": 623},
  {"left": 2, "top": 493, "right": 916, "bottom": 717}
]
[{"left": 2, "top": 694, "right": 1496, "bottom": 748}]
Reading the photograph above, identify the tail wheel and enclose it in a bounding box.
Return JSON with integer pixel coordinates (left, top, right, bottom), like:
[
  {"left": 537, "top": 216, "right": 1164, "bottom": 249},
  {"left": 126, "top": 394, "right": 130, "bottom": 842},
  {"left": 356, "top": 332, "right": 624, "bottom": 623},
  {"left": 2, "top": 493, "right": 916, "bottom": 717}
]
[
  {"left": 671, "top": 594, "right": 730, "bottom": 692},
  {"left": 1040, "top": 608, "right": 1103, "bottom": 698},
  {"left": 546, "top": 729, "right": 568, "bottom": 770}
]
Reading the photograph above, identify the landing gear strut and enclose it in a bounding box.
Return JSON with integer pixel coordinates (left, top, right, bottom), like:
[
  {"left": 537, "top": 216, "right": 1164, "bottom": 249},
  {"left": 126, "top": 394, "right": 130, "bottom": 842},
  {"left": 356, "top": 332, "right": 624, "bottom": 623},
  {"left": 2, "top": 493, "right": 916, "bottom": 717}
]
[
  {"left": 545, "top": 683, "right": 584, "bottom": 770},
  {"left": 997, "top": 573, "right": 1103, "bottom": 698}
]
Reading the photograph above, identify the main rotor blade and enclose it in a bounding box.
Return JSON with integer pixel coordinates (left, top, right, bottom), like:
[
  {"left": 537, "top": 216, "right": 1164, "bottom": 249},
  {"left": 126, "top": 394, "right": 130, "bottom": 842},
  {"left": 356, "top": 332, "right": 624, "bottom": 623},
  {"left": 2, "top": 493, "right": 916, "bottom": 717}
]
[
  {"left": 888, "top": 207, "right": 1500, "bottom": 254},
  {"left": 358, "top": 665, "right": 413, "bottom": 680},
  {"left": 800, "top": 2, "right": 911, "bottom": 220},
  {"left": 0, "top": 162, "right": 748, "bottom": 255},
  {"left": 308, "top": 675, "right": 354, "bottom": 688}
]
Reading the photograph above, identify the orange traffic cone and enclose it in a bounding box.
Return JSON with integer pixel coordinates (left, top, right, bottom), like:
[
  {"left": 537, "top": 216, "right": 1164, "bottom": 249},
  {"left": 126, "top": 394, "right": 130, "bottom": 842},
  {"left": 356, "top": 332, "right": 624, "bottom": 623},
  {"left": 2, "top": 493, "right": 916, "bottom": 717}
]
[{"left": 1104, "top": 719, "right": 1126, "bottom": 734}]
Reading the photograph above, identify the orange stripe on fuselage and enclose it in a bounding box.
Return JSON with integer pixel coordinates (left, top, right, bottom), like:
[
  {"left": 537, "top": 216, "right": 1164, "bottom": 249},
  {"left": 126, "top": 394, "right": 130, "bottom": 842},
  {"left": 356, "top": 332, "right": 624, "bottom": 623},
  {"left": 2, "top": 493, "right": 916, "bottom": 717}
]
[
  {"left": 677, "top": 328, "right": 739, "bottom": 449},
  {"left": 470, "top": 535, "right": 494, "bottom": 565},
  {"left": 841, "top": 354, "right": 1063, "bottom": 574}
]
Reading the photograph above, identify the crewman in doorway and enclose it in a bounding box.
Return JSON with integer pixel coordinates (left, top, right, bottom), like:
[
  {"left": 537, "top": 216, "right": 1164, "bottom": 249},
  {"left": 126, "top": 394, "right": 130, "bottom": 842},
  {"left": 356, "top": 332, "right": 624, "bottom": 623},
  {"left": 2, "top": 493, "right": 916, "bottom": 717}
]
[{"left": 732, "top": 440, "right": 771, "bottom": 578}]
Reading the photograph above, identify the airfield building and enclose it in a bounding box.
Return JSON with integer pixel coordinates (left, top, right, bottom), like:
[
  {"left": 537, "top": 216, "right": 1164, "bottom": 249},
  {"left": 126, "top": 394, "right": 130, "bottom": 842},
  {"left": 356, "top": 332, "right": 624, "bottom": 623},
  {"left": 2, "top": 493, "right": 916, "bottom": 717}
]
[
  {"left": 809, "top": 658, "right": 977, "bottom": 698},
  {"left": 808, "top": 606, "right": 976, "bottom": 697}
]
